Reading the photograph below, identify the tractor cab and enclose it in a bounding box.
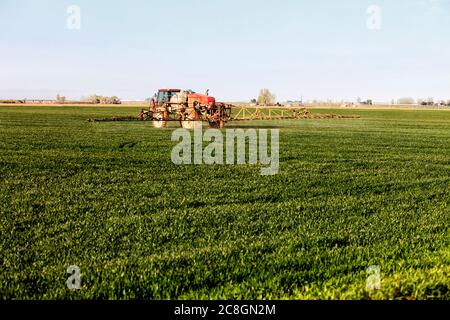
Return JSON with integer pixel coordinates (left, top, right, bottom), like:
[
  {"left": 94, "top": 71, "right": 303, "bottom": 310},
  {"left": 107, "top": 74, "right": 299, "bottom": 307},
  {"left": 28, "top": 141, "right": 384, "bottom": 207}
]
[
  {"left": 148, "top": 88, "right": 231, "bottom": 129},
  {"left": 155, "top": 89, "right": 181, "bottom": 103}
]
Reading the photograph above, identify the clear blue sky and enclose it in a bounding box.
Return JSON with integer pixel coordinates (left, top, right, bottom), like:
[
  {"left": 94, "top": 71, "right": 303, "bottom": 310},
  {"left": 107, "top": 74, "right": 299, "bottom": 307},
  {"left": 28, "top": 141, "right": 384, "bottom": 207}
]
[{"left": 1, "top": 0, "right": 449, "bottom": 102}]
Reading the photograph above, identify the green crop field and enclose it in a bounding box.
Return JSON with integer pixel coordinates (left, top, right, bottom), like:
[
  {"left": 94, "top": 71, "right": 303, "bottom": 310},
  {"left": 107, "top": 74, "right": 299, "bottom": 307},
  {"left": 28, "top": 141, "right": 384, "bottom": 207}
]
[{"left": 0, "top": 105, "right": 449, "bottom": 300}]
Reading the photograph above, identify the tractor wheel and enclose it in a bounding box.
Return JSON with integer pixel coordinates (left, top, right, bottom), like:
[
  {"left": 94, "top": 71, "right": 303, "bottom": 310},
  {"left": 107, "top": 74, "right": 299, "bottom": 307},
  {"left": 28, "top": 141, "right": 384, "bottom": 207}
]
[
  {"left": 153, "top": 120, "right": 168, "bottom": 128},
  {"left": 152, "top": 111, "right": 169, "bottom": 128},
  {"left": 180, "top": 108, "right": 202, "bottom": 129},
  {"left": 208, "top": 120, "right": 225, "bottom": 129},
  {"left": 181, "top": 120, "right": 202, "bottom": 129}
]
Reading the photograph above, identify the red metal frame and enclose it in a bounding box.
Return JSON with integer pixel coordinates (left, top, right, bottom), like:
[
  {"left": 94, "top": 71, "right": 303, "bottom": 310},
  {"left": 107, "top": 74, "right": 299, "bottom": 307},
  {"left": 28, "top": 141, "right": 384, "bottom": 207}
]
[{"left": 158, "top": 89, "right": 181, "bottom": 92}]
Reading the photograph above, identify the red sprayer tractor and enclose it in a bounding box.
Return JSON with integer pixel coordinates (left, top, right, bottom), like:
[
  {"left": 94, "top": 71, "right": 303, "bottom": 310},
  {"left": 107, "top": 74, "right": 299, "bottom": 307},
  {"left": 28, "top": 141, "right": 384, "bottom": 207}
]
[
  {"left": 142, "top": 89, "right": 232, "bottom": 129},
  {"left": 88, "top": 89, "right": 360, "bottom": 126}
]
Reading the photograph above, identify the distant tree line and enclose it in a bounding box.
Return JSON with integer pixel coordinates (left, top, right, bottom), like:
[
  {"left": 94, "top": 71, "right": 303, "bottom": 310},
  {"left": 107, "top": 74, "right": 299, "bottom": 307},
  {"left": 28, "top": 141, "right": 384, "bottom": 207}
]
[
  {"left": 54, "top": 94, "right": 122, "bottom": 104},
  {"left": 81, "top": 94, "right": 121, "bottom": 104},
  {"left": 397, "top": 97, "right": 450, "bottom": 106}
]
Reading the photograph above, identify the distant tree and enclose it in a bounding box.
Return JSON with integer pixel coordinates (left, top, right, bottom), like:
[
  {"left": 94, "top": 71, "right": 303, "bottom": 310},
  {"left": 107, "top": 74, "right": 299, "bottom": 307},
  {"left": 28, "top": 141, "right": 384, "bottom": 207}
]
[
  {"left": 88, "top": 94, "right": 100, "bottom": 104},
  {"left": 102, "top": 96, "right": 120, "bottom": 104},
  {"left": 86, "top": 95, "right": 121, "bottom": 104},
  {"left": 257, "top": 89, "right": 276, "bottom": 106},
  {"left": 56, "top": 94, "right": 66, "bottom": 103},
  {"left": 250, "top": 98, "right": 257, "bottom": 104}
]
